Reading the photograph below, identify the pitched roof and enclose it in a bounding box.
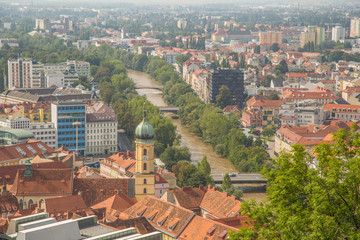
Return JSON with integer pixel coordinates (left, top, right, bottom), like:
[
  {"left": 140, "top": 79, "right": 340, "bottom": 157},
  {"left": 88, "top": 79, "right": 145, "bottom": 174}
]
[
  {"left": 154, "top": 174, "right": 168, "bottom": 184},
  {"left": 72, "top": 178, "right": 133, "bottom": 207},
  {"left": 44, "top": 195, "right": 87, "bottom": 214},
  {"left": 0, "top": 161, "right": 68, "bottom": 186},
  {"left": 200, "top": 187, "right": 241, "bottom": 219},
  {"left": 123, "top": 196, "right": 195, "bottom": 238},
  {"left": 91, "top": 194, "right": 137, "bottom": 212},
  {"left": 213, "top": 215, "right": 254, "bottom": 228},
  {"left": 0, "top": 140, "right": 55, "bottom": 163},
  {"left": 11, "top": 168, "right": 73, "bottom": 196},
  {"left": 177, "top": 215, "right": 238, "bottom": 240},
  {"left": 168, "top": 186, "right": 207, "bottom": 209},
  {"left": 104, "top": 217, "right": 156, "bottom": 235}
]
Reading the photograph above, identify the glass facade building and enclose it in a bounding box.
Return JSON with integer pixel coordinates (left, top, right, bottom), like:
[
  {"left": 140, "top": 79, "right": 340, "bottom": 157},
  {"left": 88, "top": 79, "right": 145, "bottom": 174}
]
[{"left": 51, "top": 101, "right": 86, "bottom": 155}]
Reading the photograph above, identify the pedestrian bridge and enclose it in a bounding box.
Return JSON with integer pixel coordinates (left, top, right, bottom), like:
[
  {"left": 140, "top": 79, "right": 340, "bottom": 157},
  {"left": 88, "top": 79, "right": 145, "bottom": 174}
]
[
  {"left": 211, "top": 173, "right": 267, "bottom": 184},
  {"left": 135, "top": 86, "right": 164, "bottom": 90},
  {"left": 158, "top": 106, "right": 180, "bottom": 113}
]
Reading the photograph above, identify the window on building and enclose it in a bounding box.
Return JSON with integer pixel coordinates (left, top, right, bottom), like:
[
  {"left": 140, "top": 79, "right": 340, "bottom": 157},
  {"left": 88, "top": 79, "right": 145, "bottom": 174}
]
[
  {"left": 143, "top": 188, "right": 147, "bottom": 194},
  {"left": 144, "top": 179, "right": 147, "bottom": 184},
  {"left": 143, "top": 163, "right": 147, "bottom": 170},
  {"left": 143, "top": 149, "right": 147, "bottom": 156}
]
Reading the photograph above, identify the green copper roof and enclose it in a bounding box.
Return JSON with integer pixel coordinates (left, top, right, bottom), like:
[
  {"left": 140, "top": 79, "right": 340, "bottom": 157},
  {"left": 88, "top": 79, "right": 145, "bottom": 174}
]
[
  {"left": 0, "top": 128, "right": 34, "bottom": 140},
  {"left": 135, "top": 110, "right": 154, "bottom": 140}
]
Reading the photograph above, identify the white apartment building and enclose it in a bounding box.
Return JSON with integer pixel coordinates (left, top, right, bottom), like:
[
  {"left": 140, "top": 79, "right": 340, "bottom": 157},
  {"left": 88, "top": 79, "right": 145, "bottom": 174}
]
[
  {"left": 86, "top": 102, "right": 118, "bottom": 156},
  {"left": 332, "top": 26, "right": 346, "bottom": 42},
  {"left": 8, "top": 59, "right": 33, "bottom": 88},
  {"left": 66, "top": 60, "right": 91, "bottom": 80},
  {"left": 32, "top": 63, "right": 45, "bottom": 88},
  {"left": 350, "top": 18, "right": 360, "bottom": 38},
  {"left": 0, "top": 118, "right": 57, "bottom": 149}
]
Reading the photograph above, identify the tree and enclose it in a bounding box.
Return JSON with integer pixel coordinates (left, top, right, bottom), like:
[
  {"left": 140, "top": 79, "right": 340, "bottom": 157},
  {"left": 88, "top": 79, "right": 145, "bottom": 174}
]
[
  {"left": 198, "top": 155, "right": 211, "bottom": 176},
  {"left": 268, "top": 93, "right": 280, "bottom": 100},
  {"left": 222, "top": 173, "right": 232, "bottom": 192},
  {"left": 175, "top": 54, "right": 190, "bottom": 73},
  {"left": 270, "top": 43, "right": 280, "bottom": 52},
  {"left": 254, "top": 45, "right": 260, "bottom": 54},
  {"left": 231, "top": 126, "right": 360, "bottom": 239},
  {"left": 160, "top": 145, "right": 191, "bottom": 170},
  {"left": 274, "top": 60, "right": 288, "bottom": 74},
  {"left": 216, "top": 85, "right": 232, "bottom": 109},
  {"left": 262, "top": 126, "right": 275, "bottom": 138}
]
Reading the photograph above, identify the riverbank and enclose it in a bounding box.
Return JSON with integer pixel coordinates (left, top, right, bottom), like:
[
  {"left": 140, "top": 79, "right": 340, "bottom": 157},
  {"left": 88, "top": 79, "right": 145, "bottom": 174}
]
[{"left": 127, "top": 69, "right": 237, "bottom": 174}]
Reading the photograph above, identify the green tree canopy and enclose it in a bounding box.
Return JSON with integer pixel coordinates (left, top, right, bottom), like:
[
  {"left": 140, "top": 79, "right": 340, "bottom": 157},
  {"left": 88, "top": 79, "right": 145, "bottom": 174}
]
[
  {"left": 216, "top": 85, "right": 232, "bottom": 109},
  {"left": 231, "top": 126, "right": 360, "bottom": 239}
]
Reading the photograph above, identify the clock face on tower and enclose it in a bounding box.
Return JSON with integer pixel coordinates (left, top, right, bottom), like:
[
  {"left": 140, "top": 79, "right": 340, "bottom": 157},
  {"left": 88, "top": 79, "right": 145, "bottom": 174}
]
[{"left": 143, "top": 156, "right": 147, "bottom": 161}]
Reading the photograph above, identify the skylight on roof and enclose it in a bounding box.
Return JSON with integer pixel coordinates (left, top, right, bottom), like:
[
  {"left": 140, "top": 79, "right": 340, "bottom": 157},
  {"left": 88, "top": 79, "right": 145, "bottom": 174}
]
[
  {"left": 37, "top": 143, "right": 47, "bottom": 152},
  {"left": 16, "top": 147, "right": 26, "bottom": 156},
  {"left": 26, "top": 145, "right": 37, "bottom": 154}
]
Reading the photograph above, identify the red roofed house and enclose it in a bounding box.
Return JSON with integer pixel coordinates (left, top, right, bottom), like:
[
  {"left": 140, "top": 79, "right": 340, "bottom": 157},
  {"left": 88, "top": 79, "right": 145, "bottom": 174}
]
[
  {"left": 154, "top": 174, "right": 169, "bottom": 198},
  {"left": 246, "top": 96, "right": 283, "bottom": 127},
  {"left": 323, "top": 103, "right": 360, "bottom": 121},
  {"left": 162, "top": 186, "right": 241, "bottom": 220},
  {"left": 242, "top": 109, "right": 263, "bottom": 128},
  {"left": 285, "top": 72, "right": 308, "bottom": 83},
  {"left": 274, "top": 123, "right": 345, "bottom": 156},
  {"left": 123, "top": 196, "right": 237, "bottom": 240},
  {"left": 99, "top": 152, "right": 136, "bottom": 178},
  {"left": 282, "top": 87, "right": 337, "bottom": 105},
  {"left": 11, "top": 160, "right": 73, "bottom": 210},
  {"left": 44, "top": 195, "right": 87, "bottom": 220},
  {"left": 0, "top": 140, "right": 57, "bottom": 166}
]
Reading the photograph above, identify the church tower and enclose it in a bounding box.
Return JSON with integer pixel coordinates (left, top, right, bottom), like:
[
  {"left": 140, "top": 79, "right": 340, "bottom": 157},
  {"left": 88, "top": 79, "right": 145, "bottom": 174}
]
[{"left": 134, "top": 110, "right": 155, "bottom": 200}]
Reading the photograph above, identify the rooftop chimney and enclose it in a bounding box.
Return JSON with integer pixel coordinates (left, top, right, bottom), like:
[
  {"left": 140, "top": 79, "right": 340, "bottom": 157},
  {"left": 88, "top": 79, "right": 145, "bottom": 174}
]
[{"left": 24, "top": 159, "right": 33, "bottom": 177}]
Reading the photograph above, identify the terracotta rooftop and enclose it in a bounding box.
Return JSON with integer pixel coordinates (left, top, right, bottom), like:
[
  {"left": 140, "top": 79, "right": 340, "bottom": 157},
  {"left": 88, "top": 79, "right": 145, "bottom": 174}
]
[
  {"left": 167, "top": 186, "right": 207, "bottom": 210},
  {"left": 72, "top": 178, "right": 133, "bottom": 207},
  {"left": 11, "top": 168, "right": 73, "bottom": 196},
  {"left": 44, "top": 195, "right": 87, "bottom": 214},
  {"left": 214, "top": 215, "right": 254, "bottom": 228},
  {"left": 177, "top": 215, "right": 238, "bottom": 240},
  {"left": 154, "top": 174, "right": 168, "bottom": 184},
  {"left": 0, "top": 140, "right": 55, "bottom": 163},
  {"left": 91, "top": 193, "right": 137, "bottom": 213},
  {"left": 0, "top": 161, "right": 68, "bottom": 187},
  {"left": 123, "top": 196, "right": 195, "bottom": 239},
  {"left": 200, "top": 187, "right": 241, "bottom": 219},
  {"left": 104, "top": 217, "right": 156, "bottom": 235}
]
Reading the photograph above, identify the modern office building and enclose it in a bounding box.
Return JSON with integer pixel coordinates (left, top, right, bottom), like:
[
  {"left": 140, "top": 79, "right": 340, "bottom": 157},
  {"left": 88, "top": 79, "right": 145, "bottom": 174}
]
[
  {"left": 208, "top": 69, "right": 245, "bottom": 106},
  {"left": 7, "top": 59, "right": 33, "bottom": 88},
  {"left": 350, "top": 17, "right": 360, "bottom": 38},
  {"left": 51, "top": 101, "right": 86, "bottom": 155},
  {"left": 332, "top": 25, "right": 346, "bottom": 42},
  {"left": 66, "top": 60, "right": 91, "bottom": 80}
]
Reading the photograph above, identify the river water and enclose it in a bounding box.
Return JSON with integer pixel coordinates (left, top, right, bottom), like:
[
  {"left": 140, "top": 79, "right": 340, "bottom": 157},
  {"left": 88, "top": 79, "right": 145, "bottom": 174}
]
[{"left": 127, "top": 69, "right": 237, "bottom": 174}]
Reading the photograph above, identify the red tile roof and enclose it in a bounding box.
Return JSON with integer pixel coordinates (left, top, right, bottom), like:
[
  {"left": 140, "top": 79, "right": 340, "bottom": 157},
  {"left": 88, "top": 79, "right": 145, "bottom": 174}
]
[
  {"left": 11, "top": 168, "right": 73, "bottom": 196},
  {"left": 0, "top": 161, "right": 68, "bottom": 187},
  {"left": 200, "top": 187, "right": 241, "bottom": 219},
  {"left": 72, "top": 178, "right": 132, "bottom": 207},
  {"left": 177, "top": 215, "right": 238, "bottom": 240},
  {"left": 45, "top": 195, "right": 87, "bottom": 214},
  {"left": 104, "top": 217, "right": 156, "bottom": 235},
  {"left": 168, "top": 186, "right": 207, "bottom": 209},
  {"left": 123, "top": 196, "right": 195, "bottom": 238},
  {"left": 213, "top": 215, "right": 254, "bottom": 228},
  {"left": 91, "top": 194, "right": 137, "bottom": 212},
  {"left": 0, "top": 140, "right": 55, "bottom": 163}
]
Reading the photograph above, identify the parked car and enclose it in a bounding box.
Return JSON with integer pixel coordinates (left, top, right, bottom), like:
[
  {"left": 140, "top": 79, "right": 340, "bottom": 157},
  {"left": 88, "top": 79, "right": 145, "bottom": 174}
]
[{"left": 229, "top": 172, "right": 236, "bottom": 177}]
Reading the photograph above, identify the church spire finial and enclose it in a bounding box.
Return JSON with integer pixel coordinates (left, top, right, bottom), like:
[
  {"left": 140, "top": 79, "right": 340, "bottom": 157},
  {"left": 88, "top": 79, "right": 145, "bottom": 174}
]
[{"left": 143, "top": 102, "right": 146, "bottom": 120}]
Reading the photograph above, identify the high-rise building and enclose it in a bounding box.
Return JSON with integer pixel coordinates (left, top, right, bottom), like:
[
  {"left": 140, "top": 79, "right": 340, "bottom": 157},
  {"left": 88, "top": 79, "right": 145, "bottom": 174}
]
[
  {"left": 177, "top": 20, "right": 187, "bottom": 29},
  {"left": 7, "top": 59, "right": 33, "bottom": 88},
  {"left": 350, "top": 18, "right": 360, "bottom": 38},
  {"left": 259, "top": 32, "right": 282, "bottom": 45},
  {"left": 316, "top": 27, "right": 325, "bottom": 45},
  {"left": 208, "top": 69, "right": 244, "bottom": 106},
  {"left": 134, "top": 110, "right": 155, "bottom": 201},
  {"left": 51, "top": 101, "right": 86, "bottom": 155},
  {"left": 35, "top": 18, "right": 51, "bottom": 30},
  {"left": 66, "top": 60, "right": 91, "bottom": 80},
  {"left": 300, "top": 31, "right": 316, "bottom": 47},
  {"left": 332, "top": 25, "right": 346, "bottom": 42}
]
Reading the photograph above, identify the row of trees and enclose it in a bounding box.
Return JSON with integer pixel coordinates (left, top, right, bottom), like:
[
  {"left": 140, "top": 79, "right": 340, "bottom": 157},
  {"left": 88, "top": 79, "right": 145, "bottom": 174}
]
[{"left": 117, "top": 51, "right": 269, "bottom": 173}]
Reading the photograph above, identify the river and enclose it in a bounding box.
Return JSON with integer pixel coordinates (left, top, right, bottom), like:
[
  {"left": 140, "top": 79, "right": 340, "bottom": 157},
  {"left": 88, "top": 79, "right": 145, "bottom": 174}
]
[{"left": 127, "top": 69, "right": 237, "bottom": 174}]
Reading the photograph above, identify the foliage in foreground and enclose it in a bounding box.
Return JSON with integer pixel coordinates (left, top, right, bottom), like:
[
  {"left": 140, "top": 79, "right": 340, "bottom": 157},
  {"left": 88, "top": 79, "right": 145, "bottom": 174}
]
[{"left": 230, "top": 126, "right": 360, "bottom": 239}]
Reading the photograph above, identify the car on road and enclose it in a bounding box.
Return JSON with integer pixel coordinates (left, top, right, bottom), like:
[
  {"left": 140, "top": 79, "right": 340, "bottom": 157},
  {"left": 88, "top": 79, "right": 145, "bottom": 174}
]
[{"left": 229, "top": 172, "right": 236, "bottom": 177}]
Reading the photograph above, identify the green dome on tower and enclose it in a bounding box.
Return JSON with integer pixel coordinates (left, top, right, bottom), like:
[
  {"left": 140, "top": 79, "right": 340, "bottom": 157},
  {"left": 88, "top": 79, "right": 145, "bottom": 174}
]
[{"left": 135, "top": 110, "right": 154, "bottom": 140}]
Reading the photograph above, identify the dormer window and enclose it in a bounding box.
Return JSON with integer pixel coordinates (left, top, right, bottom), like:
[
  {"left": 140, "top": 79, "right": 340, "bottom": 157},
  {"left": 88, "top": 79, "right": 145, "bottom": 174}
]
[{"left": 157, "top": 215, "right": 168, "bottom": 226}]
